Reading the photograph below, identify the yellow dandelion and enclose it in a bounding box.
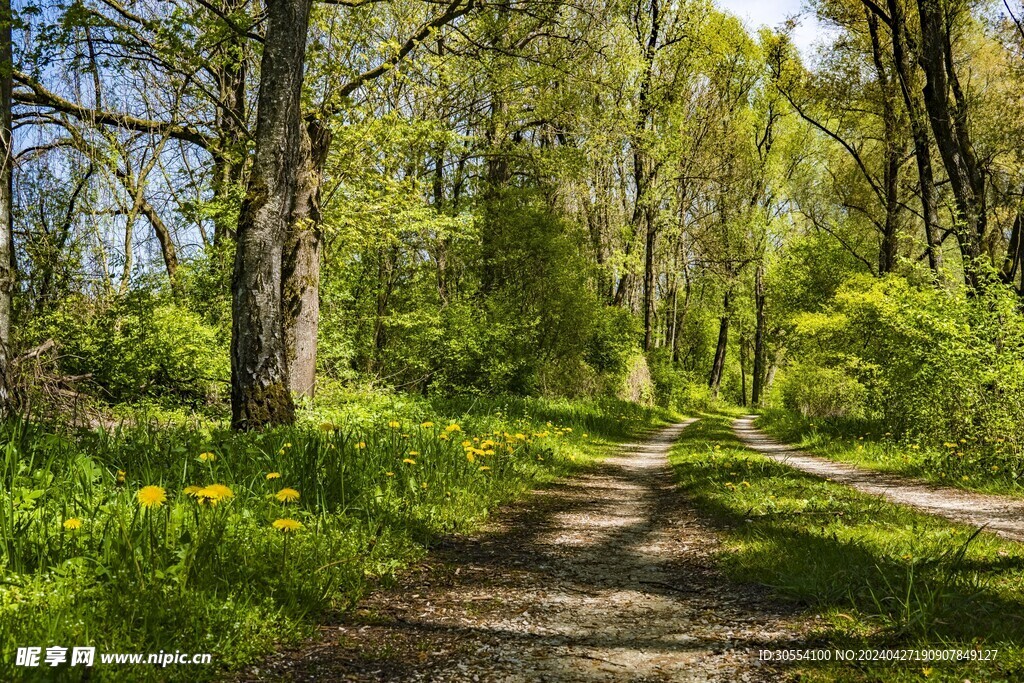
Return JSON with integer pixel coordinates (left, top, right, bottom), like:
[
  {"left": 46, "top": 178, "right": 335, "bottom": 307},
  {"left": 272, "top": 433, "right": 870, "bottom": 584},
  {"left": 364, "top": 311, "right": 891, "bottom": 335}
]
[
  {"left": 438, "top": 433, "right": 449, "bottom": 441},
  {"left": 408, "top": 451, "right": 420, "bottom": 456},
  {"left": 266, "top": 472, "right": 282, "bottom": 480},
  {"left": 478, "top": 466, "right": 491, "bottom": 472},
  {"left": 275, "top": 487, "right": 300, "bottom": 503},
  {"left": 116, "top": 470, "right": 126, "bottom": 484},
  {"left": 195, "top": 483, "right": 233, "bottom": 505},
  {"left": 198, "top": 452, "right": 216, "bottom": 462},
  {"left": 183, "top": 485, "right": 202, "bottom": 497},
  {"left": 403, "top": 458, "right": 416, "bottom": 465},
  {"left": 582, "top": 433, "right": 589, "bottom": 438},
  {"left": 320, "top": 422, "right": 336, "bottom": 431},
  {"left": 466, "top": 452, "right": 475, "bottom": 463},
  {"left": 421, "top": 421, "right": 434, "bottom": 428},
  {"left": 272, "top": 518, "right": 303, "bottom": 533},
  {"left": 386, "top": 471, "right": 394, "bottom": 477},
  {"left": 445, "top": 423, "right": 461, "bottom": 433},
  {"left": 63, "top": 518, "right": 82, "bottom": 531},
  {"left": 388, "top": 420, "right": 401, "bottom": 428},
  {"left": 356, "top": 442, "right": 366, "bottom": 449},
  {"left": 137, "top": 485, "right": 167, "bottom": 509}
]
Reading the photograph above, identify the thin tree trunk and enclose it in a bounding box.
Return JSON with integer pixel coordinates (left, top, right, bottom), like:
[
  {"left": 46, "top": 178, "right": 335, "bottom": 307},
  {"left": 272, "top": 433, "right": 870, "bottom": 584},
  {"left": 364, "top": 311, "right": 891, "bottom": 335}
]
[
  {"left": 0, "top": 0, "right": 13, "bottom": 413},
  {"left": 751, "top": 264, "right": 767, "bottom": 406},
  {"left": 885, "top": 0, "right": 943, "bottom": 274},
  {"left": 708, "top": 289, "right": 730, "bottom": 395},
  {"left": 642, "top": 207, "right": 656, "bottom": 351},
  {"left": 230, "top": 0, "right": 312, "bottom": 429}
]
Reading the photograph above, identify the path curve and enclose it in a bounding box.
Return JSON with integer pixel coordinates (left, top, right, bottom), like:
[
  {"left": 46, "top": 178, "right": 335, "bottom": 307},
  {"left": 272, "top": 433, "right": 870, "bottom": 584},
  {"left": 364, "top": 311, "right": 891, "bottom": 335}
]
[
  {"left": 734, "top": 416, "right": 1024, "bottom": 542},
  {"left": 242, "top": 421, "right": 808, "bottom": 682}
]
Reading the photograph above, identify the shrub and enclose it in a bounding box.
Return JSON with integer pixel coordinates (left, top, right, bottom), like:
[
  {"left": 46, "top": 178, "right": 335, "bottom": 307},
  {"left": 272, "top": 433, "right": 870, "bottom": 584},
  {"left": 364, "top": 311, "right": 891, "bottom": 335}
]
[{"left": 778, "top": 363, "right": 867, "bottom": 419}]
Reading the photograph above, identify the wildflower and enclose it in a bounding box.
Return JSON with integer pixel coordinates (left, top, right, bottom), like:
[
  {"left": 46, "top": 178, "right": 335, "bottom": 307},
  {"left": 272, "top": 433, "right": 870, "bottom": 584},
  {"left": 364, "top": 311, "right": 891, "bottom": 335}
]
[
  {"left": 462, "top": 440, "right": 472, "bottom": 448},
  {"left": 479, "top": 466, "right": 491, "bottom": 472},
  {"left": 403, "top": 458, "right": 416, "bottom": 465},
  {"left": 386, "top": 471, "right": 394, "bottom": 477},
  {"left": 408, "top": 451, "right": 420, "bottom": 457},
  {"left": 466, "top": 452, "right": 475, "bottom": 463},
  {"left": 582, "top": 433, "right": 589, "bottom": 438},
  {"left": 421, "top": 482, "right": 428, "bottom": 489},
  {"left": 199, "top": 452, "right": 216, "bottom": 462},
  {"left": 63, "top": 518, "right": 82, "bottom": 531},
  {"left": 421, "top": 421, "right": 434, "bottom": 428},
  {"left": 284, "top": 443, "right": 292, "bottom": 449},
  {"left": 388, "top": 420, "right": 401, "bottom": 428},
  {"left": 564, "top": 428, "right": 573, "bottom": 433},
  {"left": 266, "top": 472, "right": 282, "bottom": 480},
  {"left": 438, "top": 434, "right": 449, "bottom": 441},
  {"left": 320, "top": 422, "right": 335, "bottom": 431},
  {"left": 137, "top": 485, "right": 167, "bottom": 509},
  {"left": 275, "top": 488, "right": 300, "bottom": 503},
  {"left": 356, "top": 442, "right": 366, "bottom": 449},
  {"left": 196, "top": 483, "right": 233, "bottom": 505},
  {"left": 183, "top": 485, "right": 202, "bottom": 497},
  {"left": 116, "top": 470, "right": 126, "bottom": 484},
  {"left": 445, "top": 423, "right": 461, "bottom": 433},
  {"left": 272, "top": 518, "right": 303, "bottom": 533},
  {"left": 483, "top": 449, "right": 495, "bottom": 456}
]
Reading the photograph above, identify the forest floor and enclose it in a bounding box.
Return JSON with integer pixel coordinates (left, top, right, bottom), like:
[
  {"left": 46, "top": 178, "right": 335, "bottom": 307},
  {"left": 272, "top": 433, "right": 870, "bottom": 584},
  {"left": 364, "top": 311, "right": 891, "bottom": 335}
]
[
  {"left": 734, "top": 416, "right": 1024, "bottom": 542},
  {"left": 237, "top": 421, "right": 813, "bottom": 682}
]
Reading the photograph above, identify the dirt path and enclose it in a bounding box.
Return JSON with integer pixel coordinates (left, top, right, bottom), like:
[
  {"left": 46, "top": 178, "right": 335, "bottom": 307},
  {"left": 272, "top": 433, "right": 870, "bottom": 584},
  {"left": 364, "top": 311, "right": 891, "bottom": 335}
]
[
  {"left": 734, "top": 416, "right": 1024, "bottom": 542},
  {"left": 241, "top": 422, "right": 810, "bottom": 682}
]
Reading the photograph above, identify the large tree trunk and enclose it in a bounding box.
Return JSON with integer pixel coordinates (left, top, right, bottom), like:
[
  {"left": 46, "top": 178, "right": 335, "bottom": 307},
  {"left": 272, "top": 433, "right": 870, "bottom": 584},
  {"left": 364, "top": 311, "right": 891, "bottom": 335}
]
[
  {"left": 867, "top": 11, "right": 902, "bottom": 275},
  {"left": 282, "top": 120, "right": 331, "bottom": 399},
  {"left": 0, "top": 0, "right": 13, "bottom": 413},
  {"left": 885, "top": 0, "right": 943, "bottom": 274},
  {"left": 707, "top": 289, "right": 730, "bottom": 396},
  {"left": 914, "top": 0, "right": 985, "bottom": 286},
  {"left": 230, "top": 0, "right": 312, "bottom": 429}
]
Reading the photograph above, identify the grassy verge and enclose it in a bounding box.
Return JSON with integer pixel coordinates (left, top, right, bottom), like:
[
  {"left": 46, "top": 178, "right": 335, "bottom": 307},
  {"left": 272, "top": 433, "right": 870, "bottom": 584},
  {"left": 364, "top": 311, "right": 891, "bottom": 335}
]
[
  {"left": 757, "top": 409, "right": 1024, "bottom": 496},
  {"left": 669, "top": 415, "right": 1024, "bottom": 683},
  {"left": 0, "top": 391, "right": 676, "bottom": 681}
]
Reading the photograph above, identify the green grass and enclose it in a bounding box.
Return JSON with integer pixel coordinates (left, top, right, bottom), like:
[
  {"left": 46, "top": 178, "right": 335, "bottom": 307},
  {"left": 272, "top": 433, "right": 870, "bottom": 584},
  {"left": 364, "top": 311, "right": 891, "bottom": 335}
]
[
  {"left": 0, "top": 391, "right": 676, "bottom": 681},
  {"left": 669, "top": 415, "right": 1024, "bottom": 682},
  {"left": 757, "top": 409, "right": 1024, "bottom": 496}
]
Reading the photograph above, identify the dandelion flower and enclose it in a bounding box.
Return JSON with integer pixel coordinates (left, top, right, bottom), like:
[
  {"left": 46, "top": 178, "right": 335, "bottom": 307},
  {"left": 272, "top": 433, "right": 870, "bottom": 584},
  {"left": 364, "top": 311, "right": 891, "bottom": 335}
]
[
  {"left": 386, "top": 471, "right": 394, "bottom": 477},
  {"left": 478, "top": 466, "right": 491, "bottom": 472},
  {"left": 320, "top": 422, "right": 336, "bottom": 432},
  {"left": 266, "top": 472, "right": 282, "bottom": 480},
  {"left": 183, "top": 485, "right": 202, "bottom": 497},
  {"left": 421, "top": 421, "right": 434, "bottom": 428},
  {"left": 408, "top": 451, "right": 420, "bottom": 456},
  {"left": 272, "top": 518, "right": 303, "bottom": 533},
  {"left": 403, "top": 458, "right": 416, "bottom": 465},
  {"left": 388, "top": 420, "right": 401, "bottom": 429},
  {"left": 137, "top": 485, "right": 167, "bottom": 509},
  {"left": 116, "top": 470, "right": 126, "bottom": 484},
  {"left": 466, "top": 452, "right": 475, "bottom": 463},
  {"left": 63, "top": 518, "right": 82, "bottom": 531},
  {"left": 356, "top": 442, "right": 366, "bottom": 449},
  {"left": 444, "top": 423, "right": 461, "bottom": 433},
  {"left": 275, "top": 487, "right": 300, "bottom": 503},
  {"left": 198, "top": 452, "right": 216, "bottom": 462},
  {"left": 196, "top": 483, "right": 233, "bottom": 505}
]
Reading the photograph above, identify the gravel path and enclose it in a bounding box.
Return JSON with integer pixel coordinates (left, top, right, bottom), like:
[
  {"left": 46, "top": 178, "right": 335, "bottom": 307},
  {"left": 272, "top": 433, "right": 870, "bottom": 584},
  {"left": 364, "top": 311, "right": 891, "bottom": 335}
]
[
  {"left": 734, "top": 416, "right": 1024, "bottom": 542},
  {"left": 240, "top": 422, "right": 810, "bottom": 682}
]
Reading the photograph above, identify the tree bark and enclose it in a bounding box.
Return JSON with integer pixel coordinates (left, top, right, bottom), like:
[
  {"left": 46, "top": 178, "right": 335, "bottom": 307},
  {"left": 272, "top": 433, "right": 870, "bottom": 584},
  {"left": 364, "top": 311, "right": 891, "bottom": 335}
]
[
  {"left": 282, "top": 119, "right": 331, "bottom": 399},
  {"left": 0, "top": 0, "right": 13, "bottom": 413},
  {"left": 230, "top": 0, "right": 312, "bottom": 429}
]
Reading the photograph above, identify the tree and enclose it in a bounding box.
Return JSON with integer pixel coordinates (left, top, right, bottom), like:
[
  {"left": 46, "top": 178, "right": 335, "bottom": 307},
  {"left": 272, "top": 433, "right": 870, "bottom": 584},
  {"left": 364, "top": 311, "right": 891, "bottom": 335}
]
[{"left": 230, "top": 0, "right": 314, "bottom": 429}]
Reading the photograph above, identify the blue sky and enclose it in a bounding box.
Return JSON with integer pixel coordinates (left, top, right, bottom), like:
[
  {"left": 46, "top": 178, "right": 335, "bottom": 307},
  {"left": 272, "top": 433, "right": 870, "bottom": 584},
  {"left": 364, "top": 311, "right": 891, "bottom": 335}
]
[{"left": 715, "top": 0, "right": 829, "bottom": 57}]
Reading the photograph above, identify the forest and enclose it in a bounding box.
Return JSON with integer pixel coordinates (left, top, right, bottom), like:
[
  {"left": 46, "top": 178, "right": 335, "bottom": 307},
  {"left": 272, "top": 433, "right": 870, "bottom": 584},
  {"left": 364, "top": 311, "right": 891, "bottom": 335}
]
[{"left": 3, "top": 0, "right": 1024, "bottom": 680}]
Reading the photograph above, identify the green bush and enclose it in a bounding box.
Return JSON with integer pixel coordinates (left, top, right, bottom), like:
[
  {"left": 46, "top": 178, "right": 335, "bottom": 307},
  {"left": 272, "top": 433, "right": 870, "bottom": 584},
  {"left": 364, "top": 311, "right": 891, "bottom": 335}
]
[
  {"left": 777, "top": 363, "right": 867, "bottom": 419},
  {"left": 25, "top": 290, "right": 229, "bottom": 404}
]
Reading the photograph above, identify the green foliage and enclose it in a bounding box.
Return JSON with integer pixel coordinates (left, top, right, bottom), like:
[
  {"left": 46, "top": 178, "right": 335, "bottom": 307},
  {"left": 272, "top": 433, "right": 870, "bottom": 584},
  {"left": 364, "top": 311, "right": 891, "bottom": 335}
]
[
  {"left": 25, "top": 290, "right": 229, "bottom": 405},
  {"left": 772, "top": 272, "right": 1024, "bottom": 481}
]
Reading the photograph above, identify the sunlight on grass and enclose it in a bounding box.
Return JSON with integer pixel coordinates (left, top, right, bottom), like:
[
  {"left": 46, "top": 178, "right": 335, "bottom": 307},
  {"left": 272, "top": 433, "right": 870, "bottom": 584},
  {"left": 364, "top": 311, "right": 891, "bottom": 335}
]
[{"left": 669, "top": 415, "right": 1024, "bottom": 682}]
